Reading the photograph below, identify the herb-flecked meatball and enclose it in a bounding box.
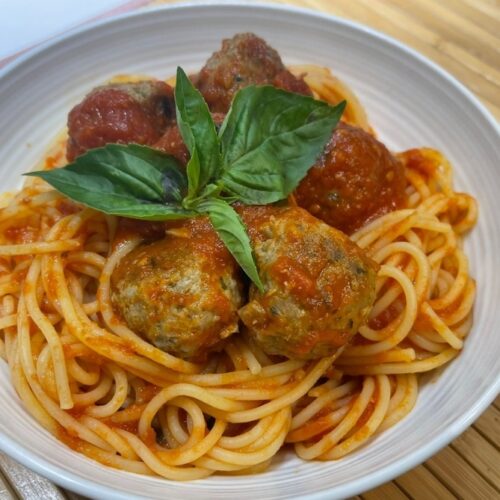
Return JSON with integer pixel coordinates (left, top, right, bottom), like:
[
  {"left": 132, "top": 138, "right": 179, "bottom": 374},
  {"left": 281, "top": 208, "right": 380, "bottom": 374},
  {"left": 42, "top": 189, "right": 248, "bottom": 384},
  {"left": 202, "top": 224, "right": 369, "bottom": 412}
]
[
  {"left": 67, "top": 81, "right": 175, "bottom": 161},
  {"left": 238, "top": 206, "right": 378, "bottom": 360},
  {"left": 110, "top": 217, "right": 244, "bottom": 361},
  {"left": 295, "top": 122, "right": 406, "bottom": 234},
  {"left": 195, "top": 33, "right": 312, "bottom": 113}
]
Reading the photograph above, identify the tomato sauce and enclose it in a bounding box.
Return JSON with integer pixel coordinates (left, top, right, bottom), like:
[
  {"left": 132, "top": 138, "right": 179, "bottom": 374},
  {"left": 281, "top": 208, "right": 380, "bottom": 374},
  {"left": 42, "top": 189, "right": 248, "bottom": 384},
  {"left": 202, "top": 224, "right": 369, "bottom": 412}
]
[{"left": 295, "top": 122, "right": 406, "bottom": 234}]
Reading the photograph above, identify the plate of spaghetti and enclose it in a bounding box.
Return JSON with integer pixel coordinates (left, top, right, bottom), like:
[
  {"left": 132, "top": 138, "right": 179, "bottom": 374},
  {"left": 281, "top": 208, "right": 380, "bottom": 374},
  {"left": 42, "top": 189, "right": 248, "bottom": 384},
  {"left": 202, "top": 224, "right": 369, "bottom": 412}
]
[{"left": 0, "top": 3, "right": 499, "bottom": 499}]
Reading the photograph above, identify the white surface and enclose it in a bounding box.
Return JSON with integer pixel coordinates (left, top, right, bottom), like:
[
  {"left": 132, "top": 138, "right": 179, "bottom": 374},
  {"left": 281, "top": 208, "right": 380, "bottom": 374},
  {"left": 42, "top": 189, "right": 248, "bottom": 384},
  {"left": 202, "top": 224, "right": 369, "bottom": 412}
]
[
  {"left": 0, "top": 2, "right": 499, "bottom": 499},
  {"left": 0, "top": 0, "right": 129, "bottom": 60}
]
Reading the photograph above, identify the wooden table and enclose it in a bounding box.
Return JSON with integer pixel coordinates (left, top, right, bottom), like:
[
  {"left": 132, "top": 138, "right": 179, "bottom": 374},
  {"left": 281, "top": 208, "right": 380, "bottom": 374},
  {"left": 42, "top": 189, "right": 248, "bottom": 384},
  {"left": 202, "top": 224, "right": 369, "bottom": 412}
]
[{"left": 1, "top": 1, "right": 499, "bottom": 498}]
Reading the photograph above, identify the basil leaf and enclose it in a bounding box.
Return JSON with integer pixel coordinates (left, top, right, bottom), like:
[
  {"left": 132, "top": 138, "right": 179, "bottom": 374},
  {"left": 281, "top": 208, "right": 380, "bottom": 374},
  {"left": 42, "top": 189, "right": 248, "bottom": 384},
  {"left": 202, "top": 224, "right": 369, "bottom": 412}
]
[
  {"left": 185, "top": 147, "right": 201, "bottom": 199},
  {"left": 197, "top": 198, "right": 264, "bottom": 292},
  {"left": 219, "top": 86, "right": 345, "bottom": 203},
  {"left": 175, "top": 67, "right": 221, "bottom": 196},
  {"left": 218, "top": 156, "right": 285, "bottom": 205},
  {"left": 120, "top": 144, "right": 188, "bottom": 204},
  {"left": 27, "top": 168, "right": 195, "bottom": 220},
  {"left": 26, "top": 144, "right": 194, "bottom": 220},
  {"left": 29, "top": 144, "right": 186, "bottom": 202}
]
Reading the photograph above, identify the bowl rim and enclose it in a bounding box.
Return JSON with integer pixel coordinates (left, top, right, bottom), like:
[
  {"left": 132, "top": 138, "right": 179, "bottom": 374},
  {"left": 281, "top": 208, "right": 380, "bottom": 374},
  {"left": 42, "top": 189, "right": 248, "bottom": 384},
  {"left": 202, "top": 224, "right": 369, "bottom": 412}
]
[{"left": 0, "top": 2, "right": 499, "bottom": 499}]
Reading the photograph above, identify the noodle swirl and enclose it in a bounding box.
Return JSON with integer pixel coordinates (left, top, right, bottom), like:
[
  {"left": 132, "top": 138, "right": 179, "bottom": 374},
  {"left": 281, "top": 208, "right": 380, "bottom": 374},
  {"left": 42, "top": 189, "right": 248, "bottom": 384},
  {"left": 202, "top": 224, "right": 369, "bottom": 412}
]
[{"left": 0, "top": 65, "right": 476, "bottom": 479}]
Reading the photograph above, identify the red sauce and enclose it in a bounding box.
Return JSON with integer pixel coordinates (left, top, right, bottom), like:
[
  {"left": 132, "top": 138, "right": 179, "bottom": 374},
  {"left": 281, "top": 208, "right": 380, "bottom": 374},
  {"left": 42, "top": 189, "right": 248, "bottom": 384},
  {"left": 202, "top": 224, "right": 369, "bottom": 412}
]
[
  {"left": 66, "top": 405, "right": 86, "bottom": 419},
  {"left": 166, "top": 216, "right": 238, "bottom": 274},
  {"left": 153, "top": 113, "right": 225, "bottom": 167},
  {"left": 154, "top": 125, "right": 189, "bottom": 165},
  {"left": 270, "top": 256, "right": 317, "bottom": 298},
  {"left": 399, "top": 148, "right": 437, "bottom": 176},
  {"left": 56, "top": 425, "right": 87, "bottom": 453},
  {"left": 295, "top": 122, "right": 406, "bottom": 234},
  {"left": 5, "top": 225, "right": 38, "bottom": 244},
  {"left": 368, "top": 302, "right": 401, "bottom": 330},
  {"left": 112, "top": 217, "right": 167, "bottom": 251},
  {"left": 134, "top": 384, "right": 161, "bottom": 404},
  {"left": 355, "top": 395, "right": 376, "bottom": 429},
  {"left": 286, "top": 414, "right": 336, "bottom": 442},
  {"left": 66, "top": 82, "right": 173, "bottom": 161},
  {"left": 194, "top": 33, "right": 311, "bottom": 113},
  {"left": 56, "top": 199, "right": 80, "bottom": 216},
  {"left": 114, "top": 420, "right": 139, "bottom": 434}
]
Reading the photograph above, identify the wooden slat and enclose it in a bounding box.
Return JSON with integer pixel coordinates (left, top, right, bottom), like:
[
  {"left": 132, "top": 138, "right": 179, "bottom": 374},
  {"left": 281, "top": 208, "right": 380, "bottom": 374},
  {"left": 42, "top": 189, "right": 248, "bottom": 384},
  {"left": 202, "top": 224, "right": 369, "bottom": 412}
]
[
  {"left": 426, "top": 445, "right": 500, "bottom": 499},
  {"left": 0, "top": 454, "right": 66, "bottom": 500},
  {"left": 494, "top": 394, "right": 500, "bottom": 410},
  {"left": 361, "top": 481, "right": 409, "bottom": 500},
  {"left": 389, "top": 0, "right": 500, "bottom": 65},
  {"left": 394, "top": 464, "right": 455, "bottom": 499},
  {"left": 473, "top": 405, "right": 500, "bottom": 448},
  {"left": 0, "top": 471, "right": 15, "bottom": 500},
  {"left": 452, "top": 427, "right": 500, "bottom": 490},
  {"left": 438, "top": 0, "right": 500, "bottom": 37},
  {"left": 65, "top": 493, "right": 87, "bottom": 500},
  {"left": 346, "top": 0, "right": 499, "bottom": 105},
  {"left": 269, "top": 0, "right": 500, "bottom": 118},
  {"left": 461, "top": 0, "right": 500, "bottom": 20}
]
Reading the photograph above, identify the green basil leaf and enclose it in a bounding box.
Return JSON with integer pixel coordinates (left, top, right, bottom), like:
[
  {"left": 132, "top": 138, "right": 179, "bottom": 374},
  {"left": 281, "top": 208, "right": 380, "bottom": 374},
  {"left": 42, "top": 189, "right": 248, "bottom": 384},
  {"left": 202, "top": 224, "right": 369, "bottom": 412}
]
[
  {"left": 185, "top": 147, "right": 201, "bottom": 199},
  {"left": 25, "top": 144, "right": 194, "bottom": 220},
  {"left": 175, "top": 67, "right": 221, "bottom": 196},
  {"left": 114, "top": 144, "right": 188, "bottom": 203},
  {"left": 26, "top": 167, "right": 195, "bottom": 220},
  {"left": 219, "top": 86, "right": 345, "bottom": 203},
  {"left": 29, "top": 144, "right": 187, "bottom": 202},
  {"left": 218, "top": 156, "right": 285, "bottom": 205},
  {"left": 197, "top": 198, "right": 264, "bottom": 292}
]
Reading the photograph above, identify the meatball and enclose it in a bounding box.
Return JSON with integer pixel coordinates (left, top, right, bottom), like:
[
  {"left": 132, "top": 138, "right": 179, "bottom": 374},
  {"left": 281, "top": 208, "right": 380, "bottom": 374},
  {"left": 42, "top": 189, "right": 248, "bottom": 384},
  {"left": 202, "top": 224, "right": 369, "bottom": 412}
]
[
  {"left": 195, "top": 33, "right": 312, "bottom": 113},
  {"left": 154, "top": 112, "right": 225, "bottom": 167},
  {"left": 110, "top": 217, "right": 244, "bottom": 361},
  {"left": 295, "top": 122, "right": 406, "bottom": 234},
  {"left": 154, "top": 125, "right": 189, "bottom": 165},
  {"left": 67, "top": 81, "right": 175, "bottom": 161},
  {"left": 238, "top": 206, "right": 377, "bottom": 360}
]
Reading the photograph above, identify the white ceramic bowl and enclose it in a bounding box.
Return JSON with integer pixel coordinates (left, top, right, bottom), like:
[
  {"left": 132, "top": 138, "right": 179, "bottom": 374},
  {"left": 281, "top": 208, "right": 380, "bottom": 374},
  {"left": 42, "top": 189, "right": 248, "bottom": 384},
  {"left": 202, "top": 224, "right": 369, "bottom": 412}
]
[{"left": 0, "top": 2, "right": 499, "bottom": 499}]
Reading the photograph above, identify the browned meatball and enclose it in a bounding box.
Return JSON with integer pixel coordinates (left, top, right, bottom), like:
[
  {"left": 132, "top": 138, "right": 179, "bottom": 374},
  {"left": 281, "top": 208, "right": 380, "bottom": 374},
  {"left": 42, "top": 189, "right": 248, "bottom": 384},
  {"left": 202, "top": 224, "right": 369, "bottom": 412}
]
[
  {"left": 154, "top": 125, "right": 189, "bottom": 166},
  {"left": 67, "top": 81, "right": 175, "bottom": 161},
  {"left": 195, "top": 33, "right": 312, "bottom": 113},
  {"left": 238, "top": 206, "right": 378, "bottom": 360},
  {"left": 110, "top": 217, "right": 244, "bottom": 361},
  {"left": 295, "top": 122, "right": 406, "bottom": 234},
  {"left": 153, "top": 112, "right": 225, "bottom": 167}
]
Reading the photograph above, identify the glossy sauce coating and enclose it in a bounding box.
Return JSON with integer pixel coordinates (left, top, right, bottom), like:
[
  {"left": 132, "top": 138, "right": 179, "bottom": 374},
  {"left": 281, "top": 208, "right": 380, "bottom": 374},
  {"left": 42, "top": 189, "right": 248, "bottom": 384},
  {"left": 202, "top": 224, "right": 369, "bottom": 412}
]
[
  {"left": 295, "top": 122, "right": 406, "bottom": 234},
  {"left": 238, "top": 205, "right": 378, "bottom": 360},
  {"left": 153, "top": 112, "right": 225, "bottom": 167},
  {"left": 194, "top": 33, "right": 312, "bottom": 113},
  {"left": 110, "top": 217, "right": 244, "bottom": 361},
  {"left": 153, "top": 125, "right": 189, "bottom": 165},
  {"left": 67, "top": 81, "right": 174, "bottom": 161}
]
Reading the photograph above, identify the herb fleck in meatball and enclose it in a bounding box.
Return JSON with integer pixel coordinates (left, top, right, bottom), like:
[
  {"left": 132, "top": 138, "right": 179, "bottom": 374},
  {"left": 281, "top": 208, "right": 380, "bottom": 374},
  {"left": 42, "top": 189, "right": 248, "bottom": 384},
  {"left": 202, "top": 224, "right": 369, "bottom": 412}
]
[
  {"left": 110, "top": 217, "right": 244, "bottom": 361},
  {"left": 295, "top": 122, "right": 406, "bottom": 234},
  {"left": 238, "top": 206, "right": 378, "bottom": 360},
  {"left": 195, "top": 33, "right": 312, "bottom": 113},
  {"left": 67, "top": 81, "right": 175, "bottom": 161}
]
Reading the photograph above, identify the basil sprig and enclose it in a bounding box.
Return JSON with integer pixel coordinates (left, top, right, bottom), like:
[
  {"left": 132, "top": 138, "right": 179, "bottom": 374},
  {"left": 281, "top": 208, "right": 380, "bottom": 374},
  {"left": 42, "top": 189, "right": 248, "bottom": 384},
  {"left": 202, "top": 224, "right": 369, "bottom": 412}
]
[{"left": 26, "top": 67, "right": 345, "bottom": 291}]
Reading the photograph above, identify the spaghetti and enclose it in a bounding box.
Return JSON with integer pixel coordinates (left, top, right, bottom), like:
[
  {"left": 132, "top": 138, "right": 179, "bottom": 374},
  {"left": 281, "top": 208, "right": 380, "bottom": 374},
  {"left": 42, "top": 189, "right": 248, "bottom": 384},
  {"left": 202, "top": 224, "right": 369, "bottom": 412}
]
[{"left": 0, "top": 65, "right": 477, "bottom": 479}]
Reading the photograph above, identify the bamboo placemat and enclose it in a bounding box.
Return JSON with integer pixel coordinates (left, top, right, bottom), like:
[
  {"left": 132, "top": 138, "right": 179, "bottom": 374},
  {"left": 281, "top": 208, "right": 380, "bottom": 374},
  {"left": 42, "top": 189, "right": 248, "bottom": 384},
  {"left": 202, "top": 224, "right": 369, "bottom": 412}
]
[{"left": 1, "top": 1, "right": 499, "bottom": 498}]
